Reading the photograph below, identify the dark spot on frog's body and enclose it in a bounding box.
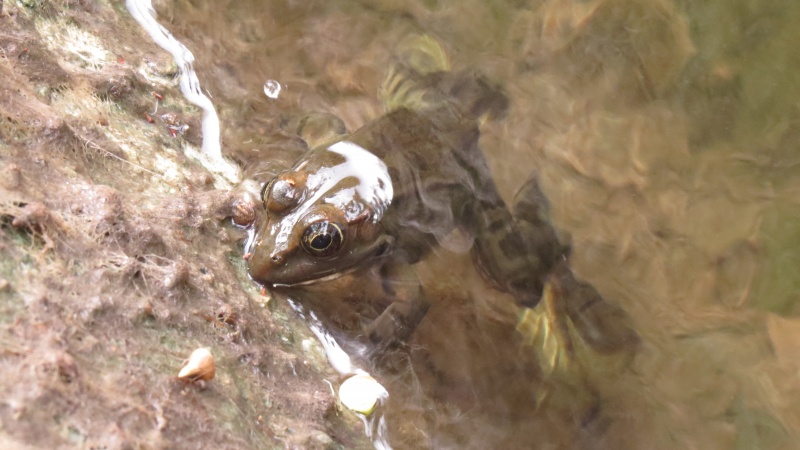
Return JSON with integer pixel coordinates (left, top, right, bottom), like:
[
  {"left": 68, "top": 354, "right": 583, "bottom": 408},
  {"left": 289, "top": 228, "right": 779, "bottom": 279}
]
[
  {"left": 486, "top": 216, "right": 510, "bottom": 233},
  {"left": 498, "top": 234, "right": 523, "bottom": 257},
  {"left": 575, "top": 294, "right": 603, "bottom": 313}
]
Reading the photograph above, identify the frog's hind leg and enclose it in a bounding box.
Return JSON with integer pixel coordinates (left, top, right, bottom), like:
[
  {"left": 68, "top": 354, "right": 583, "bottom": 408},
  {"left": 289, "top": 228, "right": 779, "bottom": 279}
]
[
  {"left": 513, "top": 177, "right": 640, "bottom": 354},
  {"left": 466, "top": 190, "right": 550, "bottom": 308}
]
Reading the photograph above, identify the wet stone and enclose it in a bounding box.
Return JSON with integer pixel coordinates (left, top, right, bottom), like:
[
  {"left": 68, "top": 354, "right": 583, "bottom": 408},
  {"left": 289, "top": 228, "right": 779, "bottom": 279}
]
[{"left": 230, "top": 194, "right": 257, "bottom": 227}]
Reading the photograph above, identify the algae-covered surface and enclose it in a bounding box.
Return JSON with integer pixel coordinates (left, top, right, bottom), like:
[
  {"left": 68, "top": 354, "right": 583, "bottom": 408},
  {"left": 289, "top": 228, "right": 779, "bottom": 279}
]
[
  {"left": 0, "top": 1, "right": 372, "bottom": 448},
  {"left": 3, "top": 0, "right": 800, "bottom": 449}
]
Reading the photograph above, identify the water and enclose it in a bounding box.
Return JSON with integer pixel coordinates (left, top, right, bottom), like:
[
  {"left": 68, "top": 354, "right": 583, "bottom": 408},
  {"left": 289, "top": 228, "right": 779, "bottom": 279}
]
[
  {"left": 153, "top": 0, "right": 800, "bottom": 448},
  {"left": 289, "top": 299, "right": 393, "bottom": 448},
  {"left": 126, "top": 0, "right": 240, "bottom": 186},
  {"left": 263, "top": 79, "right": 282, "bottom": 99}
]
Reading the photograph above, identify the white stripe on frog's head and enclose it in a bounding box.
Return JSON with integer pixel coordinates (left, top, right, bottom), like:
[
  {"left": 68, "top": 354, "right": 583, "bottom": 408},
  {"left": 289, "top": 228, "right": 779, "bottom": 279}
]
[
  {"left": 272, "top": 141, "right": 394, "bottom": 252},
  {"left": 324, "top": 141, "right": 393, "bottom": 222}
]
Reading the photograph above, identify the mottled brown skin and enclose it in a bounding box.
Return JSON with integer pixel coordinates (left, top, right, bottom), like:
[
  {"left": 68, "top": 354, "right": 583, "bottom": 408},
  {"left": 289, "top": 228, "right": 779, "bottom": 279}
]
[
  {"left": 513, "top": 178, "right": 641, "bottom": 354},
  {"left": 247, "top": 103, "right": 547, "bottom": 350},
  {"left": 247, "top": 60, "right": 638, "bottom": 356}
]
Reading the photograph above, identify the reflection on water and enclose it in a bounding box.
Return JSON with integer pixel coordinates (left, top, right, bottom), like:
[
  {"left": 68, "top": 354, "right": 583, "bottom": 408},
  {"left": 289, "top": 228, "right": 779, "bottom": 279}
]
[{"left": 160, "top": 0, "right": 800, "bottom": 447}]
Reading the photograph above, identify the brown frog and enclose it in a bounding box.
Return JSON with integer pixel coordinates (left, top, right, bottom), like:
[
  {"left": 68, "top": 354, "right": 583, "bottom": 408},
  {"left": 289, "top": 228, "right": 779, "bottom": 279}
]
[
  {"left": 246, "top": 37, "right": 549, "bottom": 350},
  {"left": 246, "top": 36, "right": 638, "bottom": 356}
]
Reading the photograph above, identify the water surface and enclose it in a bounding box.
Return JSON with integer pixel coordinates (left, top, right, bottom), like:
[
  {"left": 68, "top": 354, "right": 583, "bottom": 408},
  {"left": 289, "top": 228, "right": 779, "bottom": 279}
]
[{"left": 161, "top": 0, "right": 800, "bottom": 447}]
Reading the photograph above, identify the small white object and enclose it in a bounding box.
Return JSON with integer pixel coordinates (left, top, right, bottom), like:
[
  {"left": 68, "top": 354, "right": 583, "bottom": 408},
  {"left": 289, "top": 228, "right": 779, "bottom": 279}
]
[
  {"left": 178, "top": 348, "right": 216, "bottom": 381},
  {"left": 338, "top": 373, "right": 387, "bottom": 415},
  {"left": 263, "top": 79, "right": 282, "bottom": 99}
]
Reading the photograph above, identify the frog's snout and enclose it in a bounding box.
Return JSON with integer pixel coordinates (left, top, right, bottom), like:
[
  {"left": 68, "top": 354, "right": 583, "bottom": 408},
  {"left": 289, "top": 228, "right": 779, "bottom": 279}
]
[
  {"left": 247, "top": 245, "right": 278, "bottom": 283},
  {"left": 250, "top": 248, "right": 289, "bottom": 279}
]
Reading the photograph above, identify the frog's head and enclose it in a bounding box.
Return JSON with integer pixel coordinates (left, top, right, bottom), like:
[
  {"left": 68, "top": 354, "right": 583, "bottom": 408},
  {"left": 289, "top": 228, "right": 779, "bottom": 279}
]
[{"left": 247, "top": 141, "right": 395, "bottom": 287}]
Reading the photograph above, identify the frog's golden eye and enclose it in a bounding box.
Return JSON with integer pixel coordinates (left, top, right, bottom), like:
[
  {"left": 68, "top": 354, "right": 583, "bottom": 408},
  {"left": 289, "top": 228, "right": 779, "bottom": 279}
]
[{"left": 301, "top": 221, "right": 343, "bottom": 257}]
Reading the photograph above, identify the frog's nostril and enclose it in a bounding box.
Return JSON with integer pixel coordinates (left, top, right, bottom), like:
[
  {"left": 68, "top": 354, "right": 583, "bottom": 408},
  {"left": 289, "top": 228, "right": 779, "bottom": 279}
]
[{"left": 270, "top": 253, "right": 282, "bottom": 264}]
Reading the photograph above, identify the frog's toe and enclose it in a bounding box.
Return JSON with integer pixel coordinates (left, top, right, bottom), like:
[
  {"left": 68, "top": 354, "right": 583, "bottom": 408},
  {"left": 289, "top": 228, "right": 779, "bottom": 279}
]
[
  {"left": 395, "top": 34, "right": 450, "bottom": 75},
  {"left": 557, "top": 270, "right": 641, "bottom": 354}
]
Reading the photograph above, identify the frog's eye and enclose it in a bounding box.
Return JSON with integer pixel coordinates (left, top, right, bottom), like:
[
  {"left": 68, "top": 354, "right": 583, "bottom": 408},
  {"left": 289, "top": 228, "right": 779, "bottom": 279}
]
[
  {"left": 301, "top": 221, "right": 344, "bottom": 257},
  {"left": 263, "top": 177, "right": 304, "bottom": 213}
]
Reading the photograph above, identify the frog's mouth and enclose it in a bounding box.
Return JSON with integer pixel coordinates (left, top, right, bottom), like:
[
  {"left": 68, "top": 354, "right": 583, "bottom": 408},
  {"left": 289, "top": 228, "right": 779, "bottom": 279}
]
[{"left": 271, "top": 267, "right": 356, "bottom": 288}]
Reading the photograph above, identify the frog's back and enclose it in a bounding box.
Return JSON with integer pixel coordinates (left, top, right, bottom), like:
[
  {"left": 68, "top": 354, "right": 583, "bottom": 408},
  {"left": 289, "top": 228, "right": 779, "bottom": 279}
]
[
  {"left": 333, "top": 106, "right": 472, "bottom": 262},
  {"left": 358, "top": 35, "right": 511, "bottom": 226},
  {"left": 339, "top": 38, "right": 547, "bottom": 303}
]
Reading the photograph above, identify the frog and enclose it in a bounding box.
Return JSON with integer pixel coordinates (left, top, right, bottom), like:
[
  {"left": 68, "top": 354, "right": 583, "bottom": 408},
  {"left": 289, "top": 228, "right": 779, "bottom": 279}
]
[{"left": 246, "top": 36, "right": 550, "bottom": 351}]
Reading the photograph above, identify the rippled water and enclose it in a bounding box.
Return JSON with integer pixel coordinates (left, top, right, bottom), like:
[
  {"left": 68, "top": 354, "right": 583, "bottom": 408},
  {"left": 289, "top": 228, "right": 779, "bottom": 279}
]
[{"left": 157, "top": 0, "right": 800, "bottom": 448}]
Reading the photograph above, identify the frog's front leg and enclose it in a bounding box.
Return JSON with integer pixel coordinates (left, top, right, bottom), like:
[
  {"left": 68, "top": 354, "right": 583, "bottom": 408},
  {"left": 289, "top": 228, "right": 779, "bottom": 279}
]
[
  {"left": 282, "top": 112, "right": 347, "bottom": 149},
  {"left": 363, "top": 263, "right": 430, "bottom": 352}
]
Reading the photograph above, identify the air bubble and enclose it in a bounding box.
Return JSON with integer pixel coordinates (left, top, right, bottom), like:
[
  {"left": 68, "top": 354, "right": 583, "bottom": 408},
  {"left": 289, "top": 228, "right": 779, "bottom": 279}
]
[{"left": 263, "top": 79, "right": 281, "bottom": 99}]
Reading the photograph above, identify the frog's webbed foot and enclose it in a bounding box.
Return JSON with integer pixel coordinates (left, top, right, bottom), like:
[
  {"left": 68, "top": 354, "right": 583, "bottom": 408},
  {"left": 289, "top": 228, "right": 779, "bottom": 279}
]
[
  {"left": 514, "top": 177, "right": 640, "bottom": 354},
  {"left": 552, "top": 265, "right": 640, "bottom": 355}
]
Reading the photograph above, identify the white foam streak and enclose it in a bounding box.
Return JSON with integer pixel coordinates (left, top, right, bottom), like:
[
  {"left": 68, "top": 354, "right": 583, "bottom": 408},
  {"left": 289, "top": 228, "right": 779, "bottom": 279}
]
[
  {"left": 287, "top": 299, "right": 358, "bottom": 375},
  {"left": 126, "top": 0, "right": 240, "bottom": 186},
  {"left": 286, "top": 301, "right": 393, "bottom": 450},
  {"left": 327, "top": 141, "right": 394, "bottom": 221}
]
